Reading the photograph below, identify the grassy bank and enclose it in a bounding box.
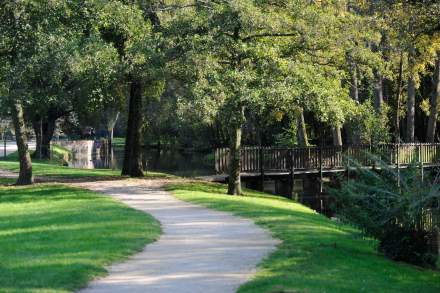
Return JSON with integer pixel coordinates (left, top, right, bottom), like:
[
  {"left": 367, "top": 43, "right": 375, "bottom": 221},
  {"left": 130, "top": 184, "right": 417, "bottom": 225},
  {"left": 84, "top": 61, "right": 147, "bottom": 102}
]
[
  {"left": 0, "top": 159, "right": 121, "bottom": 179},
  {"left": 0, "top": 184, "right": 161, "bottom": 292},
  {"left": 0, "top": 151, "right": 172, "bottom": 180},
  {"left": 168, "top": 182, "right": 440, "bottom": 293}
]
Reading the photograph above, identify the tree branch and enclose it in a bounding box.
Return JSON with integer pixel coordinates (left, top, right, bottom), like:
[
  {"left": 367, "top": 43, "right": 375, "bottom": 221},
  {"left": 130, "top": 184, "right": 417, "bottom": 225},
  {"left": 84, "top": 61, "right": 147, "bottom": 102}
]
[{"left": 242, "top": 32, "right": 297, "bottom": 42}]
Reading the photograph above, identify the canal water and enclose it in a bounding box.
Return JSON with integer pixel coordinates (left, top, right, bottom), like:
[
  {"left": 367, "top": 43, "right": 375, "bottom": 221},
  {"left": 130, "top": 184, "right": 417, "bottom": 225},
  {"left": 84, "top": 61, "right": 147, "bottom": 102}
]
[
  {"left": 64, "top": 143, "right": 335, "bottom": 216},
  {"left": 68, "top": 147, "right": 216, "bottom": 177}
]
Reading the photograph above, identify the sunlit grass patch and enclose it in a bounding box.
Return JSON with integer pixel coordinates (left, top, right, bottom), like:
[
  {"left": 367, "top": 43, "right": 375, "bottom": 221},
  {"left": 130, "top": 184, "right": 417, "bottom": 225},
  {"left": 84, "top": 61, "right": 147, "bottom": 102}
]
[
  {"left": 0, "top": 156, "right": 173, "bottom": 180},
  {"left": 0, "top": 184, "right": 161, "bottom": 292},
  {"left": 168, "top": 182, "right": 440, "bottom": 293}
]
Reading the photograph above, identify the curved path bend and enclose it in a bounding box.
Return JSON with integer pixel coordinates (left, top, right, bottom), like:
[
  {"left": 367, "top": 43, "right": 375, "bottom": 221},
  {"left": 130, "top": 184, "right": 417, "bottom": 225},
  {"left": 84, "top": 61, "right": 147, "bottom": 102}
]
[{"left": 73, "top": 179, "right": 279, "bottom": 293}]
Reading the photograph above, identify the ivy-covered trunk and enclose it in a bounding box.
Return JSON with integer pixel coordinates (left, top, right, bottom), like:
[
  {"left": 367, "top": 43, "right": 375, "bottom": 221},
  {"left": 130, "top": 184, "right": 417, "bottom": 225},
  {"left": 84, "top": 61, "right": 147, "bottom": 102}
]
[
  {"left": 227, "top": 123, "right": 242, "bottom": 195},
  {"left": 122, "top": 79, "right": 144, "bottom": 177},
  {"left": 11, "top": 99, "right": 33, "bottom": 185},
  {"left": 426, "top": 53, "right": 440, "bottom": 142}
]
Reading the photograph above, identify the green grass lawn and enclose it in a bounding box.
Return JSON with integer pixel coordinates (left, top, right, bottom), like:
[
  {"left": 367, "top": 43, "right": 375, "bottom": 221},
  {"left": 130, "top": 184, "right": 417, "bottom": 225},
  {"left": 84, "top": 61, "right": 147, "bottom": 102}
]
[
  {"left": 0, "top": 151, "right": 172, "bottom": 180},
  {"left": 168, "top": 182, "right": 440, "bottom": 293},
  {"left": 0, "top": 177, "right": 15, "bottom": 185},
  {"left": 0, "top": 184, "right": 161, "bottom": 293},
  {"left": 111, "top": 137, "right": 126, "bottom": 148},
  {"left": 0, "top": 159, "right": 122, "bottom": 179}
]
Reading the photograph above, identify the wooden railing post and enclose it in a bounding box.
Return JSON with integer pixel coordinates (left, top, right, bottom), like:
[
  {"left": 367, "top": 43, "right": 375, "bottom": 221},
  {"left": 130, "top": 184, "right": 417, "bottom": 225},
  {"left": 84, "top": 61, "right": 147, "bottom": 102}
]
[
  {"left": 319, "top": 146, "right": 323, "bottom": 194},
  {"left": 397, "top": 143, "right": 401, "bottom": 188},
  {"left": 259, "top": 146, "right": 264, "bottom": 191},
  {"left": 3, "top": 132, "right": 6, "bottom": 159},
  {"left": 419, "top": 143, "right": 424, "bottom": 183},
  {"left": 346, "top": 146, "right": 350, "bottom": 183},
  {"left": 215, "top": 148, "right": 219, "bottom": 173},
  {"left": 289, "top": 149, "right": 296, "bottom": 200}
]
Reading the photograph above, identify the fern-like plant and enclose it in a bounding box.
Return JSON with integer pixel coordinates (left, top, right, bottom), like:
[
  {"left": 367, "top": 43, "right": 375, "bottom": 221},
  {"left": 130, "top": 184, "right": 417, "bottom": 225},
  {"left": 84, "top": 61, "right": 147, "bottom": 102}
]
[{"left": 332, "top": 155, "right": 440, "bottom": 268}]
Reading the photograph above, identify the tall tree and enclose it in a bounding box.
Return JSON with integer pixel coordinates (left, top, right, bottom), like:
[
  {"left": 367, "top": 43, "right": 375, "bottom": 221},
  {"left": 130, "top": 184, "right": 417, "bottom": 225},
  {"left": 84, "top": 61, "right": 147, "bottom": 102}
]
[
  {"left": 170, "top": 1, "right": 296, "bottom": 194},
  {"left": 171, "top": 1, "right": 375, "bottom": 193},
  {"left": 377, "top": 1, "right": 440, "bottom": 142},
  {"left": 10, "top": 98, "right": 33, "bottom": 185},
  {"left": 92, "top": 0, "right": 164, "bottom": 177},
  {"left": 0, "top": 0, "right": 94, "bottom": 169},
  {"left": 296, "top": 109, "right": 309, "bottom": 146},
  {"left": 406, "top": 42, "right": 416, "bottom": 142},
  {"left": 0, "top": 1, "right": 63, "bottom": 184},
  {"left": 426, "top": 53, "right": 440, "bottom": 142}
]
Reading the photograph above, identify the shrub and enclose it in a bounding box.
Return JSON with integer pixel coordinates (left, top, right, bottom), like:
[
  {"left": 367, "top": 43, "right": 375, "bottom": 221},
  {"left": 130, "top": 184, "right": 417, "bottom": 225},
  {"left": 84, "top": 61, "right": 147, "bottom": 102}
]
[{"left": 332, "top": 157, "right": 440, "bottom": 268}]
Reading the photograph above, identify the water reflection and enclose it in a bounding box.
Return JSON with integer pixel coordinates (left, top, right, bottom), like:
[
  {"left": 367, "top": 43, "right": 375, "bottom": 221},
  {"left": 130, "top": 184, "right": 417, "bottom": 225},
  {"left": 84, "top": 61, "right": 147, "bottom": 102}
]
[{"left": 68, "top": 147, "right": 215, "bottom": 177}]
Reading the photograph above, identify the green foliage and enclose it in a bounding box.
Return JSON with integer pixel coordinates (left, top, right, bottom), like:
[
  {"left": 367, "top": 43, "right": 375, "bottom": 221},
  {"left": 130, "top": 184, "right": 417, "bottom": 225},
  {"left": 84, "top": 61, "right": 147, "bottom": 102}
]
[
  {"left": 274, "top": 119, "right": 298, "bottom": 147},
  {"left": 169, "top": 182, "right": 440, "bottom": 292},
  {"left": 332, "top": 160, "right": 440, "bottom": 267},
  {"left": 176, "top": 1, "right": 359, "bottom": 129},
  {"left": 349, "top": 101, "right": 391, "bottom": 144},
  {"left": 0, "top": 184, "right": 160, "bottom": 292},
  {"left": 0, "top": 1, "right": 88, "bottom": 117}
]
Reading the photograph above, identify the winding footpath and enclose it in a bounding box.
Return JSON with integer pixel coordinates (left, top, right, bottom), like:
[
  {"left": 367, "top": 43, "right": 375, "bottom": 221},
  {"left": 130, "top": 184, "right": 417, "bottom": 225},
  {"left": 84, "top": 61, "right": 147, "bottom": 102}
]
[
  {"left": 1, "top": 169, "right": 278, "bottom": 292},
  {"left": 0, "top": 171, "right": 277, "bottom": 293},
  {"left": 73, "top": 179, "right": 278, "bottom": 293}
]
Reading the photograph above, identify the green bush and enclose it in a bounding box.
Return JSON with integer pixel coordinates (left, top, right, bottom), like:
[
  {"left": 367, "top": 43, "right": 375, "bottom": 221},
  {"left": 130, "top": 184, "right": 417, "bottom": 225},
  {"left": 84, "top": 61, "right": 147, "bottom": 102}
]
[{"left": 332, "top": 157, "right": 440, "bottom": 268}]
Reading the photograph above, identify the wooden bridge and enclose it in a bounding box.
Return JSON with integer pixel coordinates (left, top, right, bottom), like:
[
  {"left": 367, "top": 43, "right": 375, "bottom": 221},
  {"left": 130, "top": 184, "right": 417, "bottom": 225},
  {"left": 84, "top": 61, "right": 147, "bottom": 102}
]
[{"left": 215, "top": 144, "right": 440, "bottom": 176}]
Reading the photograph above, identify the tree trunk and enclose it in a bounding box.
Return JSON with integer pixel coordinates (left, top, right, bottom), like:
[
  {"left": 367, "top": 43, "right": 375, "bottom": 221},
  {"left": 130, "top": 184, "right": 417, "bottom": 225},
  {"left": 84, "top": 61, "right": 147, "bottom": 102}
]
[
  {"left": 11, "top": 99, "right": 33, "bottom": 185},
  {"left": 32, "top": 118, "right": 55, "bottom": 160},
  {"left": 296, "top": 108, "right": 308, "bottom": 146},
  {"left": 332, "top": 126, "right": 343, "bottom": 146},
  {"left": 395, "top": 52, "right": 404, "bottom": 143},
  {"left": 106, "top": 111, "right": 119, "bottom": 151},
  {"left": 406, "top": 45, "right": 416, "bottom": 142},
  {"left": 227, "top": 123, "right": 242, "bottom": 195},
  {"left": 347, "top": 61, "right": 361, "bottom": 144},
  {"left": 105, "top": 110, "right": 120, "bottom": 149},
  {"left": 33, "top": 120, "right": 42, "bottom": 158},
  {"left": 122, "top": 79, "right": 144, "bottom": 177},
  {"left": 427, "top": 53, "right": 440, "bottom": 142},
  {"left": 374, "top": 71, "right": 384, "bottom": 112},
  {"left": 349, "top": 60, "right": 359, "bottom": 103}
]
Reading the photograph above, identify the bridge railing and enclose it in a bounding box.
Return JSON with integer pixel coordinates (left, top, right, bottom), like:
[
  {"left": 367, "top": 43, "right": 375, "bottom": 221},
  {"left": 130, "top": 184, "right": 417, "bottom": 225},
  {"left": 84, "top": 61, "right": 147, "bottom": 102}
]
[{"left": 215, "top": 144, "right": 440, "bottom": 174}]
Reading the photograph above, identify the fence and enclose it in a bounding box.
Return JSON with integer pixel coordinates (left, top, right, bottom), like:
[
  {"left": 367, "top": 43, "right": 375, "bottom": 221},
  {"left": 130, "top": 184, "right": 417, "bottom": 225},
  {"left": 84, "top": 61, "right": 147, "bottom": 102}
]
[{"left": 215, "top": 144, "right": 440, "bottom": 174}]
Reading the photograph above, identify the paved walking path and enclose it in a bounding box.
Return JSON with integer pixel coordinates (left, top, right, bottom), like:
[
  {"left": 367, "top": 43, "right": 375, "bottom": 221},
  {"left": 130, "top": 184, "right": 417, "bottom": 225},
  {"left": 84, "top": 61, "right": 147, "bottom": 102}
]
[
  {"left": 0, "top": 170, "right": 278, "bottom": 292},
  {"left": 71, "top": 179, "right": 279, "bottom": 293},
  {"left": 0, "top": 169, "right": 19, "bottom": 179},
  {"left": 1, "top": 140, "right": 36, "bottom": 157}
]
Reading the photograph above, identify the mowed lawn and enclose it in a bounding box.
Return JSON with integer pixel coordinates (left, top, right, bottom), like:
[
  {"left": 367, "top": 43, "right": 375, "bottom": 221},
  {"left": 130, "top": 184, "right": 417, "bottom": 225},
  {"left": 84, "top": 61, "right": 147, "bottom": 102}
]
[
  {"left": 168, "top": 182, "right": 440, "bottom": 293},
  {"left": 0, "top": 160, "right": 121, "bottom": 179},
  {"left": 0, "top": 184, "right": 161, "bottom": 293},
  {"left": 0, "top": 157, "right": 172, "bottom": 180}
]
